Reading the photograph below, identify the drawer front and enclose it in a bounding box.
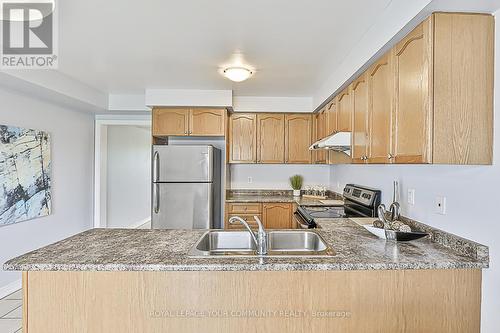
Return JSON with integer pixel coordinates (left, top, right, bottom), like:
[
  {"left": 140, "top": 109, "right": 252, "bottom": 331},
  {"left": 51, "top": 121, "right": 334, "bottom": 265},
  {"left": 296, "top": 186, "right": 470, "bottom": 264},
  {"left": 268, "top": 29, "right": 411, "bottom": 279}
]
[
  {"left": 225, "top": 214, "right": 262, "bottom": 229},
  {"left": 227, "top": 203, "right": 262, "bottom": 214}
]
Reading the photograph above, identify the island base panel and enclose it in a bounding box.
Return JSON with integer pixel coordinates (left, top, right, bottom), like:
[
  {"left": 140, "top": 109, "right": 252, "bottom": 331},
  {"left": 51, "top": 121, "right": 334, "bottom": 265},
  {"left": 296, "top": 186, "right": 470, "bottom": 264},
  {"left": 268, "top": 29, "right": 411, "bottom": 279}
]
[{"left": 24, "top": 269, "right": 481, "bottom": 333}]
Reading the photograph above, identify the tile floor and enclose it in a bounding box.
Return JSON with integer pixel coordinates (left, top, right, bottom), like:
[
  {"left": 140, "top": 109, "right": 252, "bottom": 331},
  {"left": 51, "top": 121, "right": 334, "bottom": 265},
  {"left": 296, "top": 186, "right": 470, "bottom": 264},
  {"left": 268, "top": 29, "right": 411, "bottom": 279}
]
[{"left": 0, "top": 290, "right": 22, "bottom": 333}]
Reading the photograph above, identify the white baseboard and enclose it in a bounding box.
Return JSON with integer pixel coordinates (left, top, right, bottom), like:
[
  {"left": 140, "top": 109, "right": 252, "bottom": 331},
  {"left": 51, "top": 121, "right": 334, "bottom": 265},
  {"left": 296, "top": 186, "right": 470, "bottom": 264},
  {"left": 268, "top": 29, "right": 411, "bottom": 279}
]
[
  {"left": 129, "top": 217, "right": 151, "bottom": 229},
  {"left": 0, "top": 279, "right": 22, "bottom": 299}
]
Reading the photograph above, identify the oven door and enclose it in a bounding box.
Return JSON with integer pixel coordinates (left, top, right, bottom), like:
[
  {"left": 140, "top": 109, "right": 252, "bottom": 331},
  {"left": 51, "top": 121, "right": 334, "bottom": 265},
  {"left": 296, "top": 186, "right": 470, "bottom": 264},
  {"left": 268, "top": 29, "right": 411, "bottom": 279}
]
[
  {"left": 293, "top": 212, "right": 314, "bottom": 229},
  {"left": 344, "top": 202, "right": 375, "bottom": 218}
]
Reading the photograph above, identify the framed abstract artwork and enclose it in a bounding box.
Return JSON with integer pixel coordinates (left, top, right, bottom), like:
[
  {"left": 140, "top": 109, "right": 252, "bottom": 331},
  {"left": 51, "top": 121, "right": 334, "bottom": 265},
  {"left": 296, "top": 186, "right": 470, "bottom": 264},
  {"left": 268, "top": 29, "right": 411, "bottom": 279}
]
[{"left": 0, "top": 125, "right": 52, "bottom": 226}]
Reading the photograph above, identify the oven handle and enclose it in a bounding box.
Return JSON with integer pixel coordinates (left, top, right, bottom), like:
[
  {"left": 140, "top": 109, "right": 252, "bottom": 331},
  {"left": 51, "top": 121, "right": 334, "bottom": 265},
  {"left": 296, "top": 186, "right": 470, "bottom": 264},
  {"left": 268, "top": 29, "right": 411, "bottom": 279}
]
[
  {"left": 344, "top": 205, "right": 371, "bottom": 217},
  {"left": 294, "top": 212, "right": 311, "bottom": 229}
]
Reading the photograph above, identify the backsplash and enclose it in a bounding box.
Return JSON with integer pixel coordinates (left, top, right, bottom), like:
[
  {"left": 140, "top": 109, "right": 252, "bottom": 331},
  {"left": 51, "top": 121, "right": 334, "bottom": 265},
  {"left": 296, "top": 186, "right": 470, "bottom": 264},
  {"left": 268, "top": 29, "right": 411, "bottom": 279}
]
[{"left": 229, "top": 164, "right": 330, "bottom": 190}]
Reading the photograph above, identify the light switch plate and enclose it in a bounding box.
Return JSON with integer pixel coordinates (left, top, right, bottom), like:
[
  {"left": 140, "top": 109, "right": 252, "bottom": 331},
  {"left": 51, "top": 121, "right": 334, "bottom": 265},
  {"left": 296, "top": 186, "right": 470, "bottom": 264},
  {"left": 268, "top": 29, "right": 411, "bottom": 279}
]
[
  {"left": 407, "top": 189, "right": 415, "bottom": 206},
  {"left": 435, "top": 196, "right": 446, "bottom": 215}
]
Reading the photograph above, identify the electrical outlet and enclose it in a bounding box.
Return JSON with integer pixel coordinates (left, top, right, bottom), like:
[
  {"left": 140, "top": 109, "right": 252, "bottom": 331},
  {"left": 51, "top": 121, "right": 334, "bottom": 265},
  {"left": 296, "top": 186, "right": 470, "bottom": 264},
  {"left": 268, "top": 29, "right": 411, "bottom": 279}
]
[
  {"left": 407, "top": 189, "right": 415, "bottom": 206},
  {"left": 247, "top": 177, "right": 252, "bottom": 184},
  {"left": 435, "top": 196, "right": 446, "bottom": 215}
]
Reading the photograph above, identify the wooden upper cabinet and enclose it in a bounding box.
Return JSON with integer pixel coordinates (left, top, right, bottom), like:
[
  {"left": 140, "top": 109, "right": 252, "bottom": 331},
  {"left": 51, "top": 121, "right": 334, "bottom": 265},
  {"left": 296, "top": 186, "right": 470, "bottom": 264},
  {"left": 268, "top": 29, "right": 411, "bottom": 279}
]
[
  {"left": 285, "top": 114, "right": 312, "bottom": 164},
  {"left": 257, "top": 113, "right": 285, "bottom": 163},
  {"left": 392, "top": 19, "right": 433, "bottom": 164},
  {"left": 351, "top": 75, "right": 369, "bottom": 163},
  {"left": 336, "top": 88, "right": 352, "bottom": 132},
  {"left": 368, "top": 52, "right": 394, "bottom": 164},
  {"left": 229, "top": 113, "right": 257, "bottom": 163},
  {"left": 262, "top": 203, "right": 292, "bottom": 229},
  {"left": 152, "top": 108, "right": 226, "bottom": 137},
  {"left": 326, "top": 100, "right": 337, "bottom": 136},
  {"left": 313, "top": 109, "right": 327, "bottom": 164},
  {"left": 432, "top": 13, "right": 493, "bottom": 164},
  {"left": 152, "top": 108, "right": 189, "bottom": 136},
  {"left": 190, "top": 109, "right": 225, "bottom": 136}
]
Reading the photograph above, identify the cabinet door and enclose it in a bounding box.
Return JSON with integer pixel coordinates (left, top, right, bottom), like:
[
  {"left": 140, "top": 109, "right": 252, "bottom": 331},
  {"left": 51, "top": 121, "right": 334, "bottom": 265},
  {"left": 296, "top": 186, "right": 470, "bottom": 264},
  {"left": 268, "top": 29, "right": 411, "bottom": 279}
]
[
  {"left": 326, "top": 100, "right": 337, "bottom": 136},
  {"left": 229, "top": 113, "right": 257, "bottom": 163},
  {"left": 337, "top": 88, "right": 352, "bottom": 132},
  {"left": 368, "top": 52, "right": 394, "bottom": 164},
  {"left": 313, "top": 110, "right": 327, "bottom": 164},
  {"left": 190, "top": 109, "right": 226, "bottom": 136},
  {"left": 262, "top": 203, "right": 292, "bottom": 229},
  {"left": 393, "top": 20, "right": 433, "bottom": 164},
  {"left": 152, "top": 108, "right": 189, "bottom": 136},
  {"left": 257, "top": 113, "right": 285, "bottom": 163},
  {"left": 352, "top": 75, "right": 369, "bottom": 163},
  {"left": 285, "top": 114, "right": 312, "bottom": 164}
]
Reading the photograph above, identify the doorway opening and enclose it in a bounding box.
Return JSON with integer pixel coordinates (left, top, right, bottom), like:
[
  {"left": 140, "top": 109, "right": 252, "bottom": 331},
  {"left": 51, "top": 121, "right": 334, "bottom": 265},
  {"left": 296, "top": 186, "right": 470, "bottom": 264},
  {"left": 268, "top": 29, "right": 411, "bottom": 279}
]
[{"left": 94, "top": 116, "right": 151, "bottom": 228}]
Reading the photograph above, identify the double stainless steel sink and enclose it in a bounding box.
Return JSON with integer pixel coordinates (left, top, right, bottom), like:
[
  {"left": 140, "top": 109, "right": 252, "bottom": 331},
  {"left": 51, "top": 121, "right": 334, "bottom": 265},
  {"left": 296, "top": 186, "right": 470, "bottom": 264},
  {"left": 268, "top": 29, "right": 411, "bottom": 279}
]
[{"left": 188, "top": 230, "right": 334, "bottom": 257}]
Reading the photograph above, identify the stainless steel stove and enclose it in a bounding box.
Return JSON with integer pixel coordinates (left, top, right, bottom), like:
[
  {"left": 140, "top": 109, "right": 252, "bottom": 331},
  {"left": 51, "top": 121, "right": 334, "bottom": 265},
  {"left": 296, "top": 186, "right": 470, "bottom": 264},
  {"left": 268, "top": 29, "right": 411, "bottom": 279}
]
[{"left": 294, "top": 184, "right": 381, "bottom": 229}]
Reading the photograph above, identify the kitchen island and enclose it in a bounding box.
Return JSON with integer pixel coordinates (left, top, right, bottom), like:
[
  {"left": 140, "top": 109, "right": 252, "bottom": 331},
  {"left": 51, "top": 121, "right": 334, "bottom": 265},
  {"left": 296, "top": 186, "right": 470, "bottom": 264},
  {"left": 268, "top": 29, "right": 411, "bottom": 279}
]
[{"left": 4, "top": 218, "right": 488, "bottom": 333}]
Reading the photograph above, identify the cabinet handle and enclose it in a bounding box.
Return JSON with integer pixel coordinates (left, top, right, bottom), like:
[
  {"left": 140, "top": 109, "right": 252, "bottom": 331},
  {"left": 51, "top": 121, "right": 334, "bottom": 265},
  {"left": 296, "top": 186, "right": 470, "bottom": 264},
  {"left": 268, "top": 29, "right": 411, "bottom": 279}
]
[{"left": 388, "top": 154, "right": 395, "bottom": 160}]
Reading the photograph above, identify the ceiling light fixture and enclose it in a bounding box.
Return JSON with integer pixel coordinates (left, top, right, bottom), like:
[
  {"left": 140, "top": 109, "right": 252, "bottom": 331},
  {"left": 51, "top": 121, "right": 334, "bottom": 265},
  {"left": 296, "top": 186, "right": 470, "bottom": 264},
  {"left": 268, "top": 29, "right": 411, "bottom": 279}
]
[{"left": 223, "top": 67, "right": 253, "bottom": 82}]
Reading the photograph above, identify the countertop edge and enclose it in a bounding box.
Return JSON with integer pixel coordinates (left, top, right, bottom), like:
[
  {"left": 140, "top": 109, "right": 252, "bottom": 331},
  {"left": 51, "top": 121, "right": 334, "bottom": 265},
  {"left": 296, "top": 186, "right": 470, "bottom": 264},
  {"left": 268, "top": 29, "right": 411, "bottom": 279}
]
[{"left": 2, "top": 261, "right": 488, "bottom": 272}]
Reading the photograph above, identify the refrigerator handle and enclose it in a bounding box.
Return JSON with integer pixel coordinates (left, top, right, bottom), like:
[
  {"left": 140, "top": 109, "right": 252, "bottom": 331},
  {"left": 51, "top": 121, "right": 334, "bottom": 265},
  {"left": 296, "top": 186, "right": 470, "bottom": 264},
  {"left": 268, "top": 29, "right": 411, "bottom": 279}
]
[
  {"left": 153, "top": 183, "right": 160, "bottom": 214},
  {"left": 153, "top": 151, "right": 160, "bottom": 182}
]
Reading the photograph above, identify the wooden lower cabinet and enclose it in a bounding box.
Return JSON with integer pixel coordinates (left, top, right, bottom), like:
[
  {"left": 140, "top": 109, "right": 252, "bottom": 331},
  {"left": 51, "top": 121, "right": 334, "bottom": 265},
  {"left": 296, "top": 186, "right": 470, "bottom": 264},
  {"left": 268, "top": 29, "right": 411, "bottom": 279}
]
[
  {"left": 225, "top": 202, "right": 293, "bottom": 229},
  {"left": 262, "top": 203, "right": 292, "bottom": 229},
  {"left": 23, "top": 269, "right": 481, "bottom": 333}
]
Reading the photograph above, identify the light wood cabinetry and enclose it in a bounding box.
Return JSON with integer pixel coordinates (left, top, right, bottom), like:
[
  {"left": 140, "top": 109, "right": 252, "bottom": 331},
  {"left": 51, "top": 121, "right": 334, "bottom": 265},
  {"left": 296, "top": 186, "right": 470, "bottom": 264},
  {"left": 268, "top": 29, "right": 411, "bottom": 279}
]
[
  {"left": 285, "top": 114, "right": 312, "bottom": 163},
  {"left": 432, "top": 13, "right": 493, "bottom": 164},
  {"left": 24, "top": 269, "right": 481, "bottom": 332},
  {"left": 336, "top": 88, "right": 352, "bottom": 132},
  {"left": 228, "top": 113, "right": 257, "bottom": 163},
  {"left": 224, "top": 202, "right": 293, "bottom": 229},
  {"left": 262, "top": 203, "right": 292, "bottom": 229},
  {"left": 326, "top": 100, "right": 337, "bottom": 136},
  {"left": 392, "top": 20, "right": 433, "bottom": 164},
  {"left": 152, "top": 108, "right": 226, "bottom": 137},
  {"left": 189, "top": 109, "right": 226, "bottom": 136},
  {"left": 152, "top": 108, "right": 189, "bottom": 136},
  {"left": 313, "top": 13, "right": 493, "bottom": 165},
  {"left": 313, "top": 109, "right": 327, "bottom": 164},
  {"left": 367, "top": 51, "right": 393, "bottom": 164},
  {"left": 228, "top": 112, "right": 313, "bottom": 165},
  {"left": 351, "top": 74, "right": 369, "bottom": 163},
  {"left": 257, "top": 114, "right": 285, "bottom": 163}
]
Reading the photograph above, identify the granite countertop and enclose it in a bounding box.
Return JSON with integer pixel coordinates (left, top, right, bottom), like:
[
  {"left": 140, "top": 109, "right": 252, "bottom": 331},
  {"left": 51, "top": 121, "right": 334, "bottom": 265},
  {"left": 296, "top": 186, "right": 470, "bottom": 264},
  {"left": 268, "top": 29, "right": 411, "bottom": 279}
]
[
  {"left": 3, "top": 218, "right": 488, "bottom": 272},
  {"left": 225, "top": 194, "right": 343, "bottom": 206}
]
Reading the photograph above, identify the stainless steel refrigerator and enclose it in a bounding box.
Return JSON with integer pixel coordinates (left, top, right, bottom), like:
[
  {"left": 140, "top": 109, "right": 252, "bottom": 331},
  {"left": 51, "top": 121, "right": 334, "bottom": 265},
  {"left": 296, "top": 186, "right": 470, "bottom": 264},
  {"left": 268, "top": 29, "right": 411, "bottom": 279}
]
[{"left": 151, "top": 145, "right": 221, "bottom": 229}]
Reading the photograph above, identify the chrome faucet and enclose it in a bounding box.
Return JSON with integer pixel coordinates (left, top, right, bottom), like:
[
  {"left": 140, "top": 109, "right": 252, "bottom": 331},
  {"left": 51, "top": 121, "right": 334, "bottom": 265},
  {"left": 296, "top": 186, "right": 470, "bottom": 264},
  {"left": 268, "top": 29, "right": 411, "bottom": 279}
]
[{"left": 229, "top": 216, "right": 268, "bottom": 255}]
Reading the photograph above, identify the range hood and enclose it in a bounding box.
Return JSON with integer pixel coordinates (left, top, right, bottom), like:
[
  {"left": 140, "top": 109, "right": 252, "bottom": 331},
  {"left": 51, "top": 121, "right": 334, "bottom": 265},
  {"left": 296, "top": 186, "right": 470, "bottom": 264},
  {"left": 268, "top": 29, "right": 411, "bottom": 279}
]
[{"left": 309, "top": 131, "right": 351, "bottom": 154}]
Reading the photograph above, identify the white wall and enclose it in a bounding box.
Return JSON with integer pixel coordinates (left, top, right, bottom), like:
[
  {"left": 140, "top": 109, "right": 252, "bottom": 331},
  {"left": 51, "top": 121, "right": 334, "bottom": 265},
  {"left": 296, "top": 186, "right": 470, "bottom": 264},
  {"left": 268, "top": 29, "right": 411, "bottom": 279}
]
[
  {"left": 329, "top": 11, "right": 500, "bottom": 332},
  {"left": 232, "top": 96, "right": 312, "bottom": 113},
  {"left": 230, "top": 164, "right": 330, "bottom": 190},
  {"left": 106, "top": 126, "right": 151, "bottom": 228},
  {"left": 0, "top": 86, "right": 94, "bottom": 294}
]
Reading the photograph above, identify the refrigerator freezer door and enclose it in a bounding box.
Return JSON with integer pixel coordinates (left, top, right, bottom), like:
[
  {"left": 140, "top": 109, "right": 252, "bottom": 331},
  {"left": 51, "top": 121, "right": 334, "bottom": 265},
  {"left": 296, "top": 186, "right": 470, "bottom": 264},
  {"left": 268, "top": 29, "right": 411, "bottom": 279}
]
[
  {"left": 152, "top": 183, "right": 213, "bottom": 229},
  {"left": 153, "top": 145, "right": 213, "bottom": 183}
]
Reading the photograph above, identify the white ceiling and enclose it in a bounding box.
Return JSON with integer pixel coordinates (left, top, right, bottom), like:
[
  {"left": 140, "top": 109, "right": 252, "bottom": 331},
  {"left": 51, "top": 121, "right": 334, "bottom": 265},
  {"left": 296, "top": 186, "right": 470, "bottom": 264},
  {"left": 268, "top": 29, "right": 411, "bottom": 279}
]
[{"left": 57, "top": 0, "right": 394, "bottom": 97}]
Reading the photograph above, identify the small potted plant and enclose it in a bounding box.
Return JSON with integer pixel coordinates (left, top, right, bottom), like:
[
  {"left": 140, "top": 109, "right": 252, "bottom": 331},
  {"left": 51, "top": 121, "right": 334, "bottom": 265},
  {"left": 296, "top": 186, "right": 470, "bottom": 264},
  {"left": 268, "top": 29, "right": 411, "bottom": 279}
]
[{"left": 289, "top": 175, "right": 303, "bottom": 197}]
